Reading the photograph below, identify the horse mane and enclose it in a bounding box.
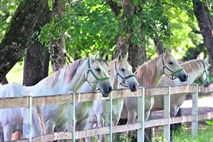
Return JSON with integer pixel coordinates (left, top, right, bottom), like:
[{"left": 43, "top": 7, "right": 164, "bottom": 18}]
[
  {"left": 135, "top": 56, "right": 161, "bottom": 87},
  {"left": 49, "top": 58, "right": 87, "bottom": 88},
  {"left": 181, "top": 59, "right": 204, "bottom": 73},
  {"left": 109, "top": 59, "right": 118, "bottom": 77}
]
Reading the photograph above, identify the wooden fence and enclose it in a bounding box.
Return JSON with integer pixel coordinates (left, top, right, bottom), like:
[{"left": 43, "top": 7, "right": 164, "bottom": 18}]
[{"left": 0, "top": 84, "right": 213, "bottom": 142}]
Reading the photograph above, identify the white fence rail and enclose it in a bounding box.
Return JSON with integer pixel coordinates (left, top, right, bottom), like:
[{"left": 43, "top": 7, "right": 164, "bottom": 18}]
[{"left": 1, "top": 84, "right": 213, "bottom": 142}]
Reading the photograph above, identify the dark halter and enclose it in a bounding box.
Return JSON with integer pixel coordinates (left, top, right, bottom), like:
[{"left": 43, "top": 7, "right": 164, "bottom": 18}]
[
  {"left": 86, "top": 58, "right": 110, "bottom": 91},
  {"left": 162, "top": 54, "right": 183, "bottom": 80}
]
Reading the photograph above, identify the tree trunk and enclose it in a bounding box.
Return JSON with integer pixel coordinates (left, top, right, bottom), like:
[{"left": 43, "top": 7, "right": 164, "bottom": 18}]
[
  {"left": 153, "top": 33, "right": 164, "bottom": 55},
  {"left": 0, "top": 77, "right": 8, "bottom": 85},
  {"left": 109, "top": 0, "right": 147, "bottom": 72},
  {"left": 23, "top": 1, "right": 51, "bottom": 86},
  {"left": 0, "top": 0, "right": 48, "bottom": 82},
  {"left": 193, "top": 0, "right": 213, "bottom": 75},
  {"left": 50, "top": 0, "right": 66, "bottom": 72}
]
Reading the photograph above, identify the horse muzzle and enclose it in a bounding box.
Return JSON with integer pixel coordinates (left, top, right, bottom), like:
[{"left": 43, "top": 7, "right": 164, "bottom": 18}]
[
  {"left": 177, "top": 71, "right": 188, "bottom": 82},
  {"left": 99, "top": 83, "right": 112, "bottom": 97},
  {"left": 129, "top": 82, "right": 138, "bottom": 92},
  {"left": 204, "top": 79, "right": 211, "bottom": 87}
]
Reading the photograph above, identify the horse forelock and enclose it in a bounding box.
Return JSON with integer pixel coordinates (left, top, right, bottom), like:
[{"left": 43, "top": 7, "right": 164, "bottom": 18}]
[{"left": 181, "top": 59, "right": 203, "bottom": 73}]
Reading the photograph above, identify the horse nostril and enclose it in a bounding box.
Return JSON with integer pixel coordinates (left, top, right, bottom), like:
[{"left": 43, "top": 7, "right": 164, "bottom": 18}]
[
  {"left": 133, "top": 84, "right": 136, "bottom": 89},
  {"left": 183, "top": 74, "right": 188, "bottom": 79},
  {"left": 109, "top": 86, "right": 112, "bottom": 92}
]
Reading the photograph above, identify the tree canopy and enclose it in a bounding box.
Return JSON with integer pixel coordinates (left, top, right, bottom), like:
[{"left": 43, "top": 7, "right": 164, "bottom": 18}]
[{"left": 0, "top": 0, "right": 213, "bottom": 78}]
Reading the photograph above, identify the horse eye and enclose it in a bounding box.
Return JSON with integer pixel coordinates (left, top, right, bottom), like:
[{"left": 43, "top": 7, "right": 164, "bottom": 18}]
[
  {"left": 120, "top": 68, "right": 125, "bottom": 72},
  {"left": 169, "top": 61, "right": 173, "bottom": 65},
  {"left": 95, "top": 67, "right": 101, "bottom": 72}
]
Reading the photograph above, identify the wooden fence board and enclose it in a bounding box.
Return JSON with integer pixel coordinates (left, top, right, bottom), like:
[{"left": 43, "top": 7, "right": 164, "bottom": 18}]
[
  {"left": 32, "top": 132, "right": 72, "bottom": 142},
  {"left": 2, "top": 84, "right": 213, "bottom": 142},
  {"left": 1, "top": 85, "right": 213, "bottom": 107},
  {"left": 0, "top": 97, "right": 28, "bottom": 108}
]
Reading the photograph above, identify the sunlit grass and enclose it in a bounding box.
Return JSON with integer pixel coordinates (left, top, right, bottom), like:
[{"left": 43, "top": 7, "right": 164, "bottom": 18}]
[
  {"left": 6, "top": 62, "right": 23, "bottom": 83},
  {"left": 5, "top": 62, "right": 53, "bottom": 84},
  {"left": 152, "top": 124, "right": 213, "bottom": 142}
]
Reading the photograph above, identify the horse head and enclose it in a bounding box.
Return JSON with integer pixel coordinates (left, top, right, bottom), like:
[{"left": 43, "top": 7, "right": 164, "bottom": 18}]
[
  {"left": 86, "top": 52, "right": 112, "bottom": 97},
  {"left": 197, "top": 55, "right": 211, "bottom": 87},
  {"left": 161, "top": 49, "right": 188, "bottom": 82},
  {"left": 110, "top": 52, "right": 139, "bottom": 92}
]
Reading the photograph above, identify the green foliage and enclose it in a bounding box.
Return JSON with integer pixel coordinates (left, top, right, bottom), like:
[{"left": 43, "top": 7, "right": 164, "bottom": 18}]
[
  {"left": 205, "top": 120, "right": 213, "bottom": 126},
  {"left": 0, "top": 0, "right": 21, "bottom": 41},
  {"left": 1, "top": 0, "right": 213, "bottom": 60},
  {"left": 39, "top": 0, "right": 118, "bottom": 60}
]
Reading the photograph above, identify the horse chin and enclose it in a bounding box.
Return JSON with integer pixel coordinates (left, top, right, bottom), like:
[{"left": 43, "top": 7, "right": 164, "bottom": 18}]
[{"left": 101, "top": 92, "right": 110, "bottom": 97}]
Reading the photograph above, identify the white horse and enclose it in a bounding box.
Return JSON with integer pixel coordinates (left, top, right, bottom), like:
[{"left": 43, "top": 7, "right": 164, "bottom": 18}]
[
  {"left": 150, "top": 55, "right": 210, "bottom": 141},
  {"left": 0, "top": 53, "right": 112, "bottom": 141},
  {"left": 153, "top": 55, "right": 210, "bottom": 117},
  {"left": 0, "top": 83, "right": 29, "bottom": 142},
  {"left": 74, "top": 56, "right": 110, "bottom": 131},
  {"left": 121, "top": 49, "right": 188, "bottom": 125},
  {"left": 83, "top": 53, "right": 139, "bottom": 141}
]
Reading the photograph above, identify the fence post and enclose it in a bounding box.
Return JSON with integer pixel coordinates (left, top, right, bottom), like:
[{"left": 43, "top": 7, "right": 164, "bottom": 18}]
[
  {"left": 110, "top": 92, "right": 113, "bottom": 142},
  {"left": 164, "top": 86, "right": 170, "bottom": 142},
  {"left": 23, "top": 96, "right": 32, "bottom": 142},
  {"left": 192, "top": 84, "right": 198, "bottom": 139},
  {"left": 137, "top": 87, "right": 145, "bottom": 142},
  {"left": 67, "top": 92, "right": 76, "bottom": 142}
]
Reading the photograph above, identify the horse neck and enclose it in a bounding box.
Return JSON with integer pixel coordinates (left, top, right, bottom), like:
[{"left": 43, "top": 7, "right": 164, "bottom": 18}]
[
  {"left": 26, "top": 60, "right": 88, "bottom": 96},
  {"left": 181, "top": 60, "right": 203, "bottom": 84},
  {"left": 136, "top": 56, "right": 163, "bottom": 87},
  {"left": 109, "top": 60, "right": 119, "bottom": 89}
]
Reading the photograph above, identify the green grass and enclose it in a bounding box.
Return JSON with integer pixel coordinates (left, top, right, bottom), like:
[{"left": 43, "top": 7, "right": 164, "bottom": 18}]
[
  {"left": 152, "top": 125, "right": 213, "bottom": 142},
  {"left": 5, "top": 62, "right": 53, "bottom": 84}
]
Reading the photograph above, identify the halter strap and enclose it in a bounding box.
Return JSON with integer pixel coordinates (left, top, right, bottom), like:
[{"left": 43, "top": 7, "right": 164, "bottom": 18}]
[
  {"left": 115, "top": 62, "right": 136, "bottom": 86},
  {"left": 198, "top": 61, "right": 208, "bottom": 83},
  {"left": 86, "top": 58, "right": 110, "bottom": 90},
  {"left": 162, "top": 54, "right": 183, "bottom": 80}
]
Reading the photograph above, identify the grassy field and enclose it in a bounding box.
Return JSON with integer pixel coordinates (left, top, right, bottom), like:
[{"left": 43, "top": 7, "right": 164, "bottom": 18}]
[{"left": 152, "top": 124, "right": 213, "bottom": 142}]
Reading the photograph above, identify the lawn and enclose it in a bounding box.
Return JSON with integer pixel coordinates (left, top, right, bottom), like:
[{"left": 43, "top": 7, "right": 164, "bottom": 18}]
[{"left": 152, "top": 124, "right": 213, "bottom": 142}]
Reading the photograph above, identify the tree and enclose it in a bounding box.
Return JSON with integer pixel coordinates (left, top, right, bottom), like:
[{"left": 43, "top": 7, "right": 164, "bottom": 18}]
[
  {"left": 49, "top": 0, "right": 66, "bottom": 72},
  {"left": 0, "top": 0, "right": 48, "bottom": 82},
  {"left": 193, "top": 0, "right": 213, "bottom": 75},
  {"left": 110, "top": 0, "right": 147, "bottom": 71},
  {"left": 23, "top": 0, "right": 51, "bottom": 85}
]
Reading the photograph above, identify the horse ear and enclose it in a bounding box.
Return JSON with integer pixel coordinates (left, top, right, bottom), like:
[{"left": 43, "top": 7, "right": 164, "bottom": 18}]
[
  {"left": 123, "top": 52, "right": 129, "bottom": 61},
  {"left": 103, "top": 54, "right": 109, "bottom": 62},
  {"left": 118, "top": 53, "right": 122, "bottom": 61},
  {"left": 197, "top": 53, "right": 203, "bottom": 60},
  {"left": 204, "top": 55, "right": 209, "bottom": 63},
  {"left": 92, "top": 52, "right": 100, "bottom": 60},
  {"left": 165, "top": 49, "right": 171, "bottom": 55}
]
